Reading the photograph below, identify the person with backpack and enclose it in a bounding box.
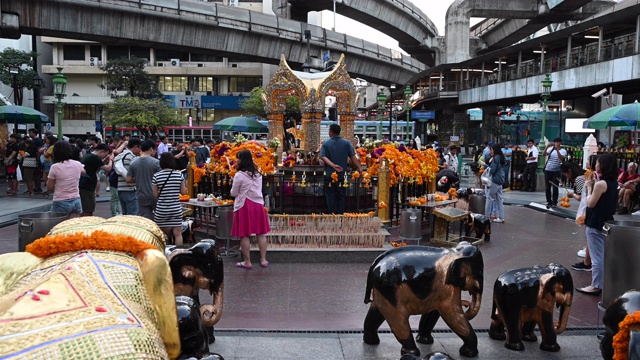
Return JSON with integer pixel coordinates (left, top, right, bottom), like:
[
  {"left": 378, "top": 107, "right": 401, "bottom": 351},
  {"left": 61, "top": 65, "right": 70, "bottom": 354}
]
[{"left": 114, "top": 138, "right": 141, "bottom": 215}]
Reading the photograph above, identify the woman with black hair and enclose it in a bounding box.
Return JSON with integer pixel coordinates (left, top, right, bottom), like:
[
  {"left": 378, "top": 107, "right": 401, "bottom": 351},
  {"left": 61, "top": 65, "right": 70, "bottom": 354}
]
[
  {"left": 46, "top": 141, "right": 85, "bottom": 217},
  {"left": 560, "top": 161, "right": 591, "bottom": 272},
  {"left": 230, "top": 150, "right": 270, "bottom": 269},
  {"left": 576, "top": 153, "right": 619, "bottom": 295},
  {"left": 153, "top": 152, "right": 186, "bottom": 245},
  {"left": 484, "top": 143, "right": 506, "bottom": 223}
]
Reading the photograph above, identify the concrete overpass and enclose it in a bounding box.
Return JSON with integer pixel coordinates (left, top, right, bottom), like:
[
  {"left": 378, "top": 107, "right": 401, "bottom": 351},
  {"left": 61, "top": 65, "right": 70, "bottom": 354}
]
[
  {"left": 471, "top": 0, "right": 616, "bottom": 52},
  {"left": 0, "top": 0, "right": 423, "bottom": 86},
  {"left": 444, "top": 0, "right": 618, "bottom": 63},
  {"left": 284, "top": 0, "right": 438, "bottom": 66}
]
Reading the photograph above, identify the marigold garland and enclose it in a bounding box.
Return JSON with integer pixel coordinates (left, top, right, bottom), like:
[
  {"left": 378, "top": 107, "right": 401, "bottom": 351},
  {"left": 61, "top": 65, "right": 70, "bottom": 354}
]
[
  {"left": 331, "top": 172, "right": 339, "bottom": 183},
  {"left": 362, "top": 145, "right": 439, "bottom": 186},
  {"left": 613, "top": 311, "right": 640, "bottom": 360},
  {"left": 448, "top": 188, "right": 459, "bottom": 198},
  {"left": 208, "top": 141, "right": 276, "bottom": 177},
  {"left": 25, "top": 230, "right": 157, "bottom": 258}
]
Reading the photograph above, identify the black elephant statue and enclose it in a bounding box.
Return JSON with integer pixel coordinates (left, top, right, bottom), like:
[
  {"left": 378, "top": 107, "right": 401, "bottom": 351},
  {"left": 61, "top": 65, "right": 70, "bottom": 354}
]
[
  {"left": 601, "top": 290, "right": 640, "bottom": 360},
  {"left": 464, "top": 213, "right": 491, "bottom": 241},
  {"left": 363, "top": 242, "right": 484, "bottom": 358},
  {"left": 176, "top": 296, "right": 225, "bottom": 360},
  {"left": 489, "top": 263, "right": 573, "bottom": 352},
  {"left": 167, "top": 240, "right": 224, "bottom": 344}
]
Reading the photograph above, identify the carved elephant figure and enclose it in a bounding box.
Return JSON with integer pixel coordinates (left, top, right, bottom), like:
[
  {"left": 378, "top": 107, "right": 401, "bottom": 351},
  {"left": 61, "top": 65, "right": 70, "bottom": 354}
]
[
  {"left": 601, "top": 290, "right": 640, "bottom": 360},
  {"left": 464, "top": 213, "right": 491, "bottom": 241},
  {"left": 489, "top": 263, "right": 573, "bottom": 352},
  {"left": 167, "top": 239, "right": 224, "bottom": 343},
  {"left": 0, "top": 216, "right": 181, "bottom": 359},
  {"left": 175, "top": 296, "right": 225, "bottom": 360},
  {"left": 363, "top": 242, "right": 484, "bottom": 358}
]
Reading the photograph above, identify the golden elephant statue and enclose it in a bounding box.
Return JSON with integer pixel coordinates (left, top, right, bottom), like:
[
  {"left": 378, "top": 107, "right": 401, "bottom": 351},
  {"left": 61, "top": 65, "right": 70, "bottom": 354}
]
[{"left": 0, "top": 216, "right": 180, "bottom": 359}]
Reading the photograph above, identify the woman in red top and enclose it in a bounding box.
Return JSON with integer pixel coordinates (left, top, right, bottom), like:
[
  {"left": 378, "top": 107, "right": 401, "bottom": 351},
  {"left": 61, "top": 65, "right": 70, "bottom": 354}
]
[{"left": 617, "top": 162, "right": 639, "bottom": 214}]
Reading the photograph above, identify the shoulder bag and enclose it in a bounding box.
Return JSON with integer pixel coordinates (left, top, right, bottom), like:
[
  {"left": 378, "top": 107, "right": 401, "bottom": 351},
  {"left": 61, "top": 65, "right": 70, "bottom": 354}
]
[{"left": 156, "top": 170, "right": 173, "bottom": 198}]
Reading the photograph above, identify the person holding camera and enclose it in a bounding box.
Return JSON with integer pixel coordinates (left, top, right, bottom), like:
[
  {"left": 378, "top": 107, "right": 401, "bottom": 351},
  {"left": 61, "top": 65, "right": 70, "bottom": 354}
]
[{"left": 544, "top": 137, "right": 567, "bottom": 208}]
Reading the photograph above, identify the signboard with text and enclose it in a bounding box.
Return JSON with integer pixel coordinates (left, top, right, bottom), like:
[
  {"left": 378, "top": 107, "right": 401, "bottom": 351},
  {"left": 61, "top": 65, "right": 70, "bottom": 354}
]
[
  {"left": 412, "top": 110, "right": 435, "bottom": 121},
  {"left": 164, "top": 95, "right": 248, "bottom": 110}
]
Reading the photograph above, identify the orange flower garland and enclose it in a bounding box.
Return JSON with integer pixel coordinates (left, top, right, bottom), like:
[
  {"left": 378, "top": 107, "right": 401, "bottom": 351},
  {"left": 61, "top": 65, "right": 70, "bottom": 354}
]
[
  {"left": 331, "top": 172, "right": 339, "bottom": 183},
  {"left": 25, "top": 230, "right": 157, "bottom": 258},
  {"left": 448, "top": 188, "right": 459, "bottom": 198},
  {"left": 356, "top": 147, "right": 368, "bottom": 163},
  {"left": 363, "top": 146, "right": 439, "bottom": 186},
  {"left": 352, "top": 171, "right": 360, "bottom": 180},
  {"left": 208, "top": 141, "right": 276, "bottom": 177},
  {"left": 192, "top": 165, "right": 206, "bottom": 184},
  {"left": 613, "top": 311, "right": 640, "bottom": 360}
]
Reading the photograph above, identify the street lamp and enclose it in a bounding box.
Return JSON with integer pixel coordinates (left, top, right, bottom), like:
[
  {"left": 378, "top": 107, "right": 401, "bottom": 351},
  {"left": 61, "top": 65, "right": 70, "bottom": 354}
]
[
  {"left": 403, "top": 84, "right": 412, "bottom": 142},
  {"left": 389, "top": 84, "right": 396, "bottom": 141},
  {"left": 52, "top": 67, "right": 68, "bottom": 139},
  {"left": 32, "top": 73, "right": 43, "bottom": 133},
  {"left": 537, "top": 74, "right": 553, "bottom": 174},
  {"left": 377, "top": 88, "right": 387, "bottom": 140}
]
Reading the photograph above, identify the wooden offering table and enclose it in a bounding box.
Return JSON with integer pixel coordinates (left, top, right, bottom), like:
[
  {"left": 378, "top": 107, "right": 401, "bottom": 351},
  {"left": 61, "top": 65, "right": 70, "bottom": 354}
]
[{"left": 430, "top": 207, "right": 469, "bottom": 245}]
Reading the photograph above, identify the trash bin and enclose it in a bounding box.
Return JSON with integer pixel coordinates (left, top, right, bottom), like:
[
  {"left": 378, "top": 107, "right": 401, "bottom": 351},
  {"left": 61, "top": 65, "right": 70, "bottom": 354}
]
[
  {"left": 603, "top": 220, "right": 640, "bottom": 307},
  {"left": 215, "top": 206, "right": 234, "bottom": 239},
  {"left": 401, "top": 208, "right": 422, "bottom": 242},
  {"left": 468, "top": 194, "right": 486, "bottom": 214},
  {"left": 18, "top": 212, "right": 69, "bottom": 252}
]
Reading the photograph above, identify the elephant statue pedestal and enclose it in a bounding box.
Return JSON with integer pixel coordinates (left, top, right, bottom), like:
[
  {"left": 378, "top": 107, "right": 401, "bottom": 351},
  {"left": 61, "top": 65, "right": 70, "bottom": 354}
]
[
  {"left": 363, "top": 242, "right": 484, "bottom": 358},
  {"left": 489, "top": 263, "right": 573, "bottom": 352}
]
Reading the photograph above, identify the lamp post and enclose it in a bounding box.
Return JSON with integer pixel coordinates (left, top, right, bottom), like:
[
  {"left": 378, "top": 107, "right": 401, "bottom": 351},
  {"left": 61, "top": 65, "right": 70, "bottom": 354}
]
[
  {"left": 32, "top": 73, "right": 44, "bottom": 134},
  {"left": 52, "top": 67, "right": 68, "bottom": 139},
  {"left": 377, "top": 88, "right": 387, "bottom": 140},
  {"left": 194, "top": 99, "right": 201, "bottom": 126},
  {"left": 389, "top": 84, "right": 396, "bottom": 141},
  {"left": 8, "top": 66, "right": 19, "bottom": 105},
  {"left": 537, "top": 74, "right": 553, "bottom": 174},
  {"left": 403, "top": 84, "right": 412, "bottom": 142}
]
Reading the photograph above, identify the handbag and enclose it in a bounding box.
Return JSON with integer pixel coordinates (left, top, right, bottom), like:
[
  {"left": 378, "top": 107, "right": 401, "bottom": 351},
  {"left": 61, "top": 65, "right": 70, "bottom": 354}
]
[
  {"left": 22, "top": 157, "right": 37, "bottom": 168},
  {"left": 114, "top": 153, "right": 131, "bottom": 177},
  {"left": 480, "top": 167, "right": 492, "bottom": 186}
]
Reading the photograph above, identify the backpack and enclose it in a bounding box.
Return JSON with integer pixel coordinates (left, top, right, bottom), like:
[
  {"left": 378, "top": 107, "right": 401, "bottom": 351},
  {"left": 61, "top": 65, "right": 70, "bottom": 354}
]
[{"left": 114, "top": 152, "right": 131, "bottom": 177}]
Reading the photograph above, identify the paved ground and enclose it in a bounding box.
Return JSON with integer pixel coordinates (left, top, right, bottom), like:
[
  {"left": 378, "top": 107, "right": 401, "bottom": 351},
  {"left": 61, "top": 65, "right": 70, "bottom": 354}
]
[{"left": 1, "top": 178, "right": 636, "bottom": 359}]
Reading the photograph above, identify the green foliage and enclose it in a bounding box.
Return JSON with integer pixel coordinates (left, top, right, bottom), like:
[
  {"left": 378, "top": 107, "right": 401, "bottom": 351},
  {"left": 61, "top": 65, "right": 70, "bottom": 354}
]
[
  {"left": 285, "top": 95, "right": 301, "bottom": 122},
  {"left": 102, "top": 97, "right": 183, "bottom": 137},
  {"left": 0, "top": 48, "right": 43, "bottom": 105},
  {"left": 99, "top": 56, "right": 161, "bottom": 99},
  {"left": 240, "top": 87, "right": 267, "bottom": 118}
]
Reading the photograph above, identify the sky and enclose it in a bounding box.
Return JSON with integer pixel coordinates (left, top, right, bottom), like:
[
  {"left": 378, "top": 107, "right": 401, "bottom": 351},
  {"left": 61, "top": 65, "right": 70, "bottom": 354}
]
[{"left": 320, "top": 0, "right": 465, "bottom": 52}]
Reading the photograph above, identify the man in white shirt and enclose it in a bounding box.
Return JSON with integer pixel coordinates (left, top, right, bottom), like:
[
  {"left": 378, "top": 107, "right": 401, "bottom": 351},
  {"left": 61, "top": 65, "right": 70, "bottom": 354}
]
[
  {"left": 444, "top": 145, "right": 459, "bottom": 174},
  {"left": 522, "top": 139, "right": 539, "bottom": 192},
  {"left": 157, "top": 136, "right": 169, "bottom": 158},
  {"left": 544, "top": 137, "right": 567, "bottom": 208}
]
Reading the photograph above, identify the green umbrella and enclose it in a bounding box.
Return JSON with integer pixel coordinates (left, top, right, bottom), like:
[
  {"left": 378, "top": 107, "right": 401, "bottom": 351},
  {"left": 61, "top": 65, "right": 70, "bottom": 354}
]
[
  {"left": 0, "top": 105, "right": 49, "bottom": 124},
  {"left": 213, "top": 116, "right": 267, "bottom": 133},
  {"left": 583, "top": 101, "right": 640, "bottom": 129}
]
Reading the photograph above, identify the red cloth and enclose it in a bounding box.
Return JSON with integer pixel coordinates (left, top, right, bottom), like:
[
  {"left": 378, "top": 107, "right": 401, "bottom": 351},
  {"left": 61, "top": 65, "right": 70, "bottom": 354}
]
[{"left": 230, "top": 199, "right": 271, "bottom": 237}]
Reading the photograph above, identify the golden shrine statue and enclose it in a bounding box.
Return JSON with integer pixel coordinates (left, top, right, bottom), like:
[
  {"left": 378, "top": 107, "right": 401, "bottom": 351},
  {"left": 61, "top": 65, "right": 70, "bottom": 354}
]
[
  {"left": 263, "top": 54, "right": 359, "bottom": 153},
  {"left": 0, "top": 216, "right": 181, "bottom": 359}
]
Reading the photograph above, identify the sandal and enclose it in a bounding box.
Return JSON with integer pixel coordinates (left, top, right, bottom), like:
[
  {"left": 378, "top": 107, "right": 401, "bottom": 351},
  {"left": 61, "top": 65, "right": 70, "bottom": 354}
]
[
  {"left": 261, "top": 261, "right": 270, "bottom": 268},
  {"left": 576, "top": 286, "right": 602, "bottom": 296},
  {"left": 235, "top": 262, "right": 253, "bottom": 270},
  {"left": 22, "top": 191, "right": 33, "bottom": 195}
]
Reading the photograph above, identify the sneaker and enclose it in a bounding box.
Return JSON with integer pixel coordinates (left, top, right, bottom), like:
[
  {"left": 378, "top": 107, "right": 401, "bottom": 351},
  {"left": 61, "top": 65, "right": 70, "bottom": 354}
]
[
  {"left": 618, "top": 208, "right": 629, "bottom": 215},
  {"left": 493, "top": 218, "right": 504, "bottom": 223},
  {"left": 577, "top": 248, "right": 586, "bottom": 258},
  {"left": 572, "top": 262, "right": 592, "bottom": 272},
  {"left": 633, "top": 210, "right": 640, "bottom": 216},
  {"left": 106, "top": 186, "right": 110, "bottom": 192}
]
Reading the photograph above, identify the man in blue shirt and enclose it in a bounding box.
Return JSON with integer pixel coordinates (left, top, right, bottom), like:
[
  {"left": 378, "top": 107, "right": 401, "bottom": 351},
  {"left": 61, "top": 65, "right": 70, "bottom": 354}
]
[
  {"left": 501, "top": 142, "right": 513, "bottom": 189},
  {"left": 319, "top": 124, "right": 361, "bottom": 214}
]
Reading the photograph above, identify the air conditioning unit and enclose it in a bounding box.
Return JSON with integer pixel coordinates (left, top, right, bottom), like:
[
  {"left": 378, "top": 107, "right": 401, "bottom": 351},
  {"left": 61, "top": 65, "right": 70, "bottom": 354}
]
[
  {"left": 89, "top": 57, "right": 101, "bottom": 66},
  {"left": 170, "top": 58, "right": 181, "bottom": 67}
]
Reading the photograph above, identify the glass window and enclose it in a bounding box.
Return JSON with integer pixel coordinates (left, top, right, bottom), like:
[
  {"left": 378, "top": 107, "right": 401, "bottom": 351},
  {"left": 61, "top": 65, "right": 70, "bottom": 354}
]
[
  {"left": 190, "top": 53, "right": 223, "bottom": 62},
  {"left": 157, "top": 76, "right": 189, "bottom": 92},
  {"left": 63, "top": 45, "right": 85, "bottom": 61},
  {"left": 198, "top": 77, "right": 214, "bottom": 92},
  {"left": 155, "top": 49, "right": 188, "bottom": 62},
  {"left": 89, "top": 45, "right": 102, "bottom": 58},
  {"left": 130, "top": 47, "right": 150, "bottom": 60},
  {"left": 228, "top": 77, "right": 262, "bottom": 93},
  {"left": 365, "top": 126, "right": 377, "bottom": 132},
  {"left": 63, "top": 105, "right": 97, "bottom": 120},
  {"left": 107, "top": 46, "right": 129, "bottom": 60}
]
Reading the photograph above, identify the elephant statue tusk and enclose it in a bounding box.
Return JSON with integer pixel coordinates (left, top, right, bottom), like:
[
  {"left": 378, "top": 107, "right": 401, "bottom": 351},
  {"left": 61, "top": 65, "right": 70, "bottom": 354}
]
[{"left": 464, "top": 291, "right": 481, "bottom": 320}]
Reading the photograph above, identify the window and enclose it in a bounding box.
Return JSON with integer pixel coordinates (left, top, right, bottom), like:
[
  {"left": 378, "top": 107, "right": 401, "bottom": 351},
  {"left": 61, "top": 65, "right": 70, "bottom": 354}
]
[
  {"left": 158, "top": 76, "right": 189, "bottom": 92},
  {"left": 63, "top": 105, "right": 97, "bottom": 120},
  {"left": 197, "top": 77, "right": 215, "bottom": 92},
  {"left": 107, "top": 46, "right": 129, "bottom": 60},
  {"left": 155, "top": 49, "right": 188, "bottom": 62},
  {"left": 130, "top": 47, "right": 150, "bottom": 60},
  {"left": 228, "top": 77, "right": 262, "bottom": 93},
  {"left": 89, "top": 45, "right": 102, "bottom": 58},
  {"left": 63, "top": 45, "right": 85, "bottom": 61},
  {"left": 190, "top": 53, "right": 223, "bottom": 62}
]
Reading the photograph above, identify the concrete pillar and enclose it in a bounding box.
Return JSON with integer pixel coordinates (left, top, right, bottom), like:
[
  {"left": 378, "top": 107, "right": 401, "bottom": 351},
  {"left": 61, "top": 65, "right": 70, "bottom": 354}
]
[
  {"left": 445, "top": 4, "right": 471, "bottom": 63},
  {"left": 597, "top": 26, "right": 604, "bottom": 62},
  {"left": 566, "top": 36, "right": 572, "bottom": 68},
  {"left": 481, "top": 62, "right": 485, "bottom": 81},
  {"left": 540, "top": 45, "right": 545, "bottom": 74},
  {"left": 517, "top": 51, "right": 522, "bottom": 76},
  {"left": 439, "top": 72, "right": 443, "bottom": 92},
  {"left": 497, "top": 57, "right": 502, "bottom": 81},
  {"left": 636, "top": 15, "right": 640, "bottom": 54}
]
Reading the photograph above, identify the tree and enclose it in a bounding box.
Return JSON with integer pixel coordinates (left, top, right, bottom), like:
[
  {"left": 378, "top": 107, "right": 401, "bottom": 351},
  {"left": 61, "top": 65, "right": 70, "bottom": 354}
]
[
  {"left": 285, "top": 95, "right": 301, "bottom": 124},
  {"left": 240, "top": 87, "right": 267, "bottom": 118},
  {"left": 0, "top": 48, "right": 43, "bottom": 105},
  {"left": 102, "top": 97, "right": 183, "bottom": 138},
  {"left": 99, "top": 56, "right": 161, "bottom": 99}
]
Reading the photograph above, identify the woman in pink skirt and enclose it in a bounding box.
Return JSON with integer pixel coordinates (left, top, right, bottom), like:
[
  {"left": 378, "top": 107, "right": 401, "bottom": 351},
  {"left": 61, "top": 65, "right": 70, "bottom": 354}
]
[{"left": 230, "top": 149, "right": 270, "bottom": 269}]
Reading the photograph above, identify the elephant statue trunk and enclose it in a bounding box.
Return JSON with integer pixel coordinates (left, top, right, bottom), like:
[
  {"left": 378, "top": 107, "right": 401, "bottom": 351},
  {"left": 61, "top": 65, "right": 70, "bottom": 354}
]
[
  {"left": 555, "top": 294, "right": 572, "bottom": 334},
  {"left": 464, "top": 291, "right": 482, "bottom": 320}
]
